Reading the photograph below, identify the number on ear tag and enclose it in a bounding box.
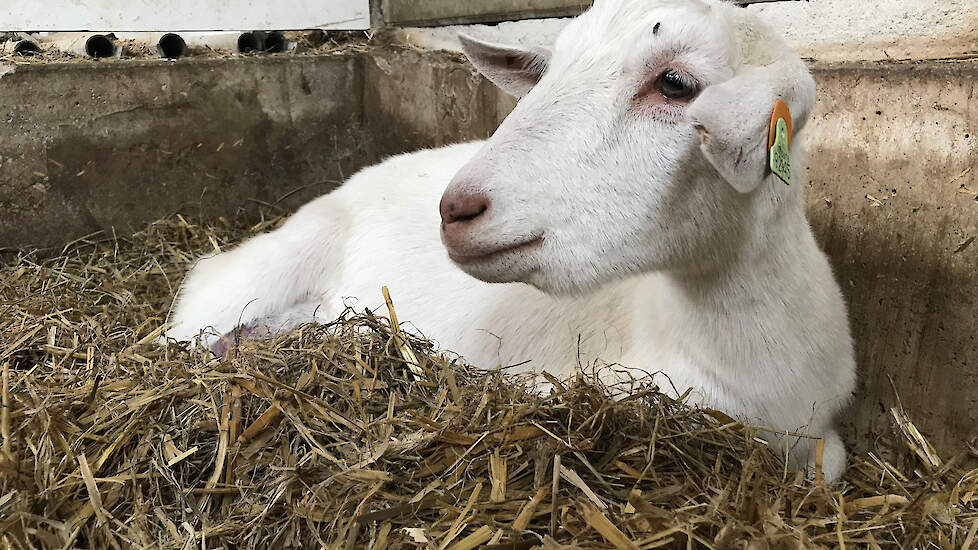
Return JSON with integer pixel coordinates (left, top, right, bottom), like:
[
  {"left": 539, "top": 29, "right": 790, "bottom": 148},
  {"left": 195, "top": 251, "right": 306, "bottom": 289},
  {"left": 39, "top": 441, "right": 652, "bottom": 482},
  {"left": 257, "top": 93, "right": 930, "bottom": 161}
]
[
  {"left": 770, "top": 118, "right": 791, "bottom": 185},
  {"left": 768, "top": 99, "right": 792, "bottom": 186}
]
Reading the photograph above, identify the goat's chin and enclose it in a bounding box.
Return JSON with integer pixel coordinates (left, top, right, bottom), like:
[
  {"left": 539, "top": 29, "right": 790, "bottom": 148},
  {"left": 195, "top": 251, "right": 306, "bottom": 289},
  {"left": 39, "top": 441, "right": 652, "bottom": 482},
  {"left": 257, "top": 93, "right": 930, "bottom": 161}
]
[
  {"left": 479, "top": 262, "right": 605, "bottom": 297},
  {"left": 459, "top": 265, "right": 586, "bottom": 297},
  {"left": 446, "top": 236, "right": 544, "bottom": 284},
  {"left": 452, "top": 259, "right": 536, "bottom": 286}
]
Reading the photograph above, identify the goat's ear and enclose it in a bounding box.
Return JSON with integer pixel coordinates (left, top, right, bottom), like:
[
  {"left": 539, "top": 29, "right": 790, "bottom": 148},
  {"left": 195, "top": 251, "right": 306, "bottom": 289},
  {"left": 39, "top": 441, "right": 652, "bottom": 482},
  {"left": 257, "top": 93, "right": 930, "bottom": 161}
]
[
  {"left": 688, "top": 58, "right": 815, "bottom": 193},
  {"left": 459, "top": 33, "right": 550, "bottom": 99}
]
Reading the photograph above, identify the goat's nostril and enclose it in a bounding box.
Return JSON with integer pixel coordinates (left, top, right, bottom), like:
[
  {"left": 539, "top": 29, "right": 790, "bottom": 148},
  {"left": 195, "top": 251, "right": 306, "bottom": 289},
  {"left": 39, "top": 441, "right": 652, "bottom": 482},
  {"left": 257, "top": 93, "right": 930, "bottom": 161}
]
[
  {"left": 453, "top": 203, "right": 487, "bottom": 223},
  {"left": 441, "top": 195, "right": 490, "bottom": 225}
]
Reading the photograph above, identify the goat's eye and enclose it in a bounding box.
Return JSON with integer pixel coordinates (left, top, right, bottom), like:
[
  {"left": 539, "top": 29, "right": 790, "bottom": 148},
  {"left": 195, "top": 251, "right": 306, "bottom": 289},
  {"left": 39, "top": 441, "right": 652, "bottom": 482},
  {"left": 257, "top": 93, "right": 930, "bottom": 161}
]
[{"left": 655, "top": 69, "right": 697, "bottom": 100}]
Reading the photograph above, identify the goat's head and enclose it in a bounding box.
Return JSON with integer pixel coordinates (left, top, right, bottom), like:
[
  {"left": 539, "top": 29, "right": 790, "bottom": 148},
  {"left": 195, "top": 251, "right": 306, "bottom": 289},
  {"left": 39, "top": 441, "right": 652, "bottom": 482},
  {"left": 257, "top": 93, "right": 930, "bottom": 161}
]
[{"left": 440, "top": 0, "right": 816, "bottom": 294}]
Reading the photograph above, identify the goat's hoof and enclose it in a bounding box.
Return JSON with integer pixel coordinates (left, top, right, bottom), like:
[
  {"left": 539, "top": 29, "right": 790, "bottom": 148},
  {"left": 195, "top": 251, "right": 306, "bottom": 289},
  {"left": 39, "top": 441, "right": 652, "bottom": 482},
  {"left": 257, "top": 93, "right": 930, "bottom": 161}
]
[{"left": 209, "top": 324, "right": 273, "bottom": 357}]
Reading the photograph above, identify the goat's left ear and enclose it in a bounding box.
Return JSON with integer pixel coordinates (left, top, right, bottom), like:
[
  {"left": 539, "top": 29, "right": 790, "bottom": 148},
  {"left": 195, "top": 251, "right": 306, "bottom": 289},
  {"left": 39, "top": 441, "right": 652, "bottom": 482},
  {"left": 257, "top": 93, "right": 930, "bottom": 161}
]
[
  {"left": 459, "top": 33, "right": 551, "bottom": 99},
  {"left": 688, "top": 58, "right": 815, "bottom": 193}
]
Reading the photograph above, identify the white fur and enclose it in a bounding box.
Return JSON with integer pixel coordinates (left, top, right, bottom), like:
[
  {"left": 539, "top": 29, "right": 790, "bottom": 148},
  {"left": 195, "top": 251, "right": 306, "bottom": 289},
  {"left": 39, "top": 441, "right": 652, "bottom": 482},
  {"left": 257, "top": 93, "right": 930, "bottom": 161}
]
[{"left": 165, "top": 0, "right": 856, "bottom": 481}]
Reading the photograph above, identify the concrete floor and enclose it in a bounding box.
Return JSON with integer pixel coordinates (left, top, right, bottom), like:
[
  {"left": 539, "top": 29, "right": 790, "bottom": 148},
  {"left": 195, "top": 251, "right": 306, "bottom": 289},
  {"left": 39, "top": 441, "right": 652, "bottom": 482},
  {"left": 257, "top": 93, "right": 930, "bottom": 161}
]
[{"left": 1, "top": 48, "right": 975, "bottom": 460}]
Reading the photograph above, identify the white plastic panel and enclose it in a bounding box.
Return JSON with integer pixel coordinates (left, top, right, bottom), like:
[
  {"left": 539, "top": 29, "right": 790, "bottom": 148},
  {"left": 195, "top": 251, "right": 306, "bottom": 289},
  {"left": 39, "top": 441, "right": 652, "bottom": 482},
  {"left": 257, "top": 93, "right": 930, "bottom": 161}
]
[{"left": 5, "top": 0, "right": 370, "bottom": 32}]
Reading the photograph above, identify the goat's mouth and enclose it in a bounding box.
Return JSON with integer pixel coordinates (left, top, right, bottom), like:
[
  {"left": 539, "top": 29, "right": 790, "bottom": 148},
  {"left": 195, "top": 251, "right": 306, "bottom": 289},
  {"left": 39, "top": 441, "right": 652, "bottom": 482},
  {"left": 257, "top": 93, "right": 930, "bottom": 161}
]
[{"left": 448, "top": 236, "right": 544, "bottom": 266}]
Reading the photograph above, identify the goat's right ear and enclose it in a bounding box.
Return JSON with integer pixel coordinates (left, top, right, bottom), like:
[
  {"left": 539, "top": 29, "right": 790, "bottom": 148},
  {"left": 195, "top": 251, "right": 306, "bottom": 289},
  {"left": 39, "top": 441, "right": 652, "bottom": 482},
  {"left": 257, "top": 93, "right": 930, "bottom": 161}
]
[
  {"left": 459, "top": 33, "right": 550, "bottom": 99},
  {"left": 688, "top": 57, "right": 816, "bottom": 193}
]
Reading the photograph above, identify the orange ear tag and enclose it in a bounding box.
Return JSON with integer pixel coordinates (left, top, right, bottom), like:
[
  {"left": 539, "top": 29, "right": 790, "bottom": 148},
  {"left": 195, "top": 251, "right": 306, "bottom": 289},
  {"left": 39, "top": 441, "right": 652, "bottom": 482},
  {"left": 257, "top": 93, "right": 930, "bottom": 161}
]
[
  {"left": 768, "top": 99, "right": 792, "bottom": 185},
  {"left": 768, "top": 99, "right": 792, "bottom": 149}
]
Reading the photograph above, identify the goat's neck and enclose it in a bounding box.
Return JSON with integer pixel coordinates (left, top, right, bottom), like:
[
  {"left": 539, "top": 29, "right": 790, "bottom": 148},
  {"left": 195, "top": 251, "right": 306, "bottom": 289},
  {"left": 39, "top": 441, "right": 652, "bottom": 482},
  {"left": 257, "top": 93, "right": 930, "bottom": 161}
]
[
  {"left": 687, "top": 213, "right": 814, "bottom": 298},
  {"left": 658, "top": 197, "right": 833, "bottom": 361}
]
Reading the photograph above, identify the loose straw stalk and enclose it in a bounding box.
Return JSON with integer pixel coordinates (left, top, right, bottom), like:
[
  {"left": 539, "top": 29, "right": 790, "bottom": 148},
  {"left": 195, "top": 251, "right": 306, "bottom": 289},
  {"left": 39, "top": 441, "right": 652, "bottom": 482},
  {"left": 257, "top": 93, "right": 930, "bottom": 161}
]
[{"left": 1, "top": 362, "right": 10, "bottom": 461}]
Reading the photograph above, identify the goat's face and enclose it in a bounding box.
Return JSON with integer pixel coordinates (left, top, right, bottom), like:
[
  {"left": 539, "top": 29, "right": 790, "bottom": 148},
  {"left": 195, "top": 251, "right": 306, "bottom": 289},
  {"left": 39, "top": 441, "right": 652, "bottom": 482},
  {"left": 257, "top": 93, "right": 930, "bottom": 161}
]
[{"left": 440, "top": 0, "right": 816, "bottom": 294}]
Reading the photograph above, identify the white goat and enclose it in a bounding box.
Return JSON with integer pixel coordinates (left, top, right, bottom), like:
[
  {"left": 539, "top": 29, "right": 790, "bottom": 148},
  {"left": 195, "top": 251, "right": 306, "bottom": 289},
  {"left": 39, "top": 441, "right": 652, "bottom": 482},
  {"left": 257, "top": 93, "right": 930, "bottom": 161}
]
[{"left": 165, "top": 0, "right": 856, "bottom": 481}]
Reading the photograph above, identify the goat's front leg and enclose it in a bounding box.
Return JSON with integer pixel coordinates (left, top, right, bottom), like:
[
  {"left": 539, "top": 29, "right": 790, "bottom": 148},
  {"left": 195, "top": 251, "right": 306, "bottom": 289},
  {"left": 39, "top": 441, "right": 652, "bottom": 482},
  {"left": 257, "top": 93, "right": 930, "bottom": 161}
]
[
  {"left": 164, "top": 210, "right": 340, "bottom": 349},
  {"left": 206, "top": 300, "right": 333, "bottom": 356}
]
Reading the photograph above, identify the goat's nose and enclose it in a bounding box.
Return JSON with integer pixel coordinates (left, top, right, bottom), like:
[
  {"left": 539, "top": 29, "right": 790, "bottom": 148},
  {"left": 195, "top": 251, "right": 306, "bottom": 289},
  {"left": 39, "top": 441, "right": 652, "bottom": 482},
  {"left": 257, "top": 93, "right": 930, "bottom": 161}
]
[{"left": 440, "top": 192, "right": 490, "bottom": 226}]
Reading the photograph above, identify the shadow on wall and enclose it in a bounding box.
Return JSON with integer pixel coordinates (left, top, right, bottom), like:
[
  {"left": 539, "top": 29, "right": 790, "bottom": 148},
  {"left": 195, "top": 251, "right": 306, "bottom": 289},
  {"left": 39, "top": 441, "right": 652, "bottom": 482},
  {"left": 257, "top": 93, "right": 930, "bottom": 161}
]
[
  {"left": 815, "top": 207, "right": 977, "bottom": 454},
  {"left": 0, "top": 56, "right": 369, "bottom": 251},
  {"left": 804, "top": 62, "right": 978, "bottom": 455}
]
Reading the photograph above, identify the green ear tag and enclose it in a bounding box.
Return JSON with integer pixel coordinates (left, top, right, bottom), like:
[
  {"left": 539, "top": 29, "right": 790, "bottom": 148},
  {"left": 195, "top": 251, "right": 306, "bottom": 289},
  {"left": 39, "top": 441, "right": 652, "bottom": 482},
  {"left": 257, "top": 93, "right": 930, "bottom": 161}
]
[{"left": 769, "top": 117, "right": 791, "bottom": 185}]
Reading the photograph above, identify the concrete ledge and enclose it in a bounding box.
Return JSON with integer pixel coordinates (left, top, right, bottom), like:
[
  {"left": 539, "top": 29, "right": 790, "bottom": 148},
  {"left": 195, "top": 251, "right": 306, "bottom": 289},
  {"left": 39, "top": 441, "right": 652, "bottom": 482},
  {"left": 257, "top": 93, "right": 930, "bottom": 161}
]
[
  {"left": 379, "top": 0, "right": 801, "bottom": 27},
  {"left": 380, "top": 0, "right": 586, "bottom": 26},
  {"left": 389, "top": 0, "right": 977, "bottom": 63}
]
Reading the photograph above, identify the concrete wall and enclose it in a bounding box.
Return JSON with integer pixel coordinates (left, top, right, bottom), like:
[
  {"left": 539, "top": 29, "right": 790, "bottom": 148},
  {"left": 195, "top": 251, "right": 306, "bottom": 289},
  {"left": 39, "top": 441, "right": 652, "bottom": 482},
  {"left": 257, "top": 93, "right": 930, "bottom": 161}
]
[
  {"left": 806, "top": 62, "right": 977, "bottom": 453},
  {"left": 0, "top": 50, "right": 512, "bottom": 251},
  {"left": 0, "top": 48, "right": 975, "bottom": 458},
  {"left": 751, "top": 0, "right": 977, "bottom": 62},
  {"left": 0, "top": 56, "right": 367, "bottom": 250},
  {"left": 362, "top": 49, "right": 516, "bottom": 154}
]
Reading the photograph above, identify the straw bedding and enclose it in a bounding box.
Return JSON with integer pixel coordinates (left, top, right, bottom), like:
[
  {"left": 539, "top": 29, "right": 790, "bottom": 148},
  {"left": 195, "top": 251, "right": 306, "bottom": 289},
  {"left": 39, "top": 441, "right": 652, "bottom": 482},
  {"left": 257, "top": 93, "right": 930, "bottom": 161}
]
[{"left": 1, "top": 214, "right": 976, "bottom": 549}]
